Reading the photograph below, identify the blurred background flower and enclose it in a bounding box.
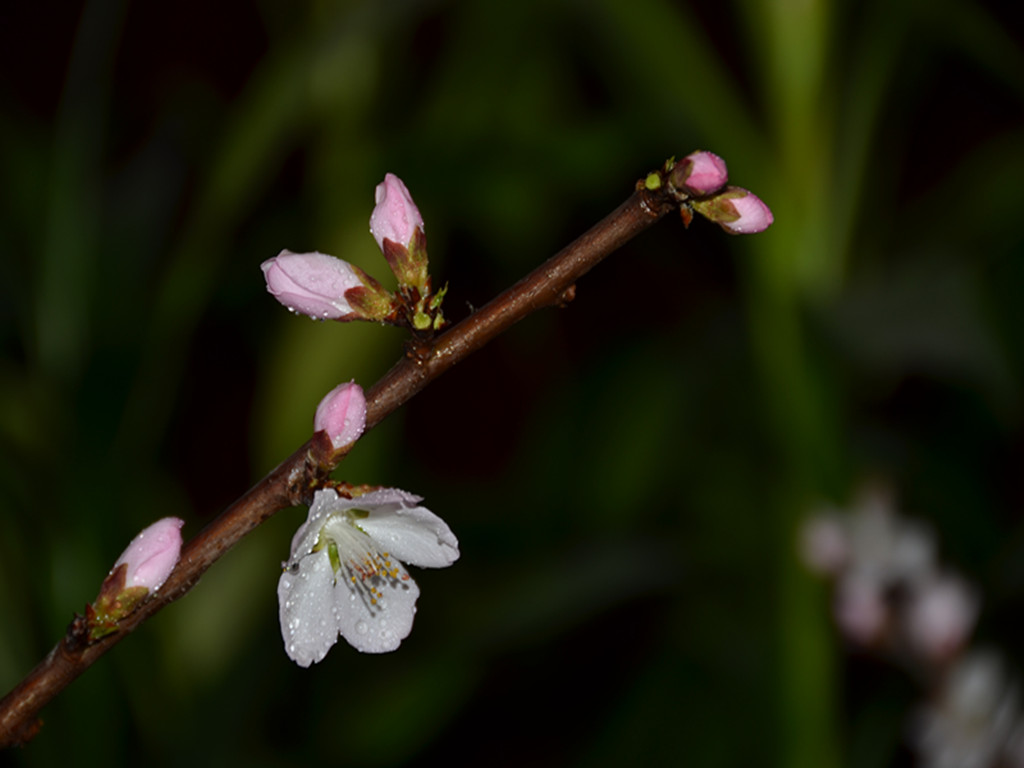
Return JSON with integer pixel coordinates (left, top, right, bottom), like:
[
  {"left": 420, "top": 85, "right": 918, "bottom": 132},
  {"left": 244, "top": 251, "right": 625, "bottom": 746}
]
[{"left": 1, "top": 0, "right": 1023, "bottom": 765}]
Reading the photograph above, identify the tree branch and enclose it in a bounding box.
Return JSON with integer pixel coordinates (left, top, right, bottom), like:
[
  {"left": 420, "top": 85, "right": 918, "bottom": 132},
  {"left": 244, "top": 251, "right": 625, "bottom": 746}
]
[{"left": 0, "top": 183, "right": 676, "bottom": 748}]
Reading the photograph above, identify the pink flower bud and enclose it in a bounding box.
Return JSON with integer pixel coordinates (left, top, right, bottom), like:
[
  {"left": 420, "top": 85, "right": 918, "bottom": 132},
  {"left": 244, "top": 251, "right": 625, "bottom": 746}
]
[
  {"left": 112, "top": 517, "right": 184, "bottom": 592},
  {"left": 262, "top": 250, "right": 366, "bottom": 320},
  {"left": 314, "top": 381, "right": 367, "bottom": 450},
  {"left": 692, "top": 187, "right": 774, "bottom": 235},
  {"left": 672, "top": 150, "right": 729, "bottom": 196},
  {"left": 369, "top": 173, "right": 424, "bottom": 251},
  {"left": 718, "top": 189, "right": 774, "bottom": 234}
]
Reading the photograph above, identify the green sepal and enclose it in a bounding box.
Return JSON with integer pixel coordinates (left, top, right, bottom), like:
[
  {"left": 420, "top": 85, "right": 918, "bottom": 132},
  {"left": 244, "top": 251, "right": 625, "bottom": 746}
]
[
  {"left": 412, "top": 310, "right": 432, "bottom": 331},
  {"left": 691, "top": 186, "right": 743, "bottom": 224},
  {"left": 406, "top": 227, "right": 430, "bottom": 291},
  {"left": 87, "top": 584, "right": 150, "bottom": 641},
  {"left": 382, "top": 227, "right": 430, "bottom": 294},
  {"left": 345, "top": 283, "right": 396, "bottom": 322},
  {"left": 429, "top": 283, "right": 448, "bottom": 311}
]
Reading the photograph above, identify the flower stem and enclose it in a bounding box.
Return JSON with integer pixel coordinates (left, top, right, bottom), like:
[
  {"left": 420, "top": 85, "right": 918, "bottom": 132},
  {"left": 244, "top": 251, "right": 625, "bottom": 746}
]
[{"left": 0, "top": 184, "right": 675, "bottom": 747}]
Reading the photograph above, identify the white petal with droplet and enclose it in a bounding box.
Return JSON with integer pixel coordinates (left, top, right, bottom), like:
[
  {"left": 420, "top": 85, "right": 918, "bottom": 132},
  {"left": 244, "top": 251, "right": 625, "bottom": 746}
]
[
  {"left": 278, "top": 549, "right": 339, "bottom": 667},
  {"left": 334, "top": 564, "right": 420, "bottom": 653},
  {"left": 358, "top": 504, "right": 459, "bottom": 568}
]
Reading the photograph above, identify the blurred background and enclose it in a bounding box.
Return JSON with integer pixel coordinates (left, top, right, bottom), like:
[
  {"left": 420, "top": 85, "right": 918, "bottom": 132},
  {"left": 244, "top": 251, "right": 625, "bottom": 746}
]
[{"left": 2, "top": 0, "right": 1023, "bottom": 765}]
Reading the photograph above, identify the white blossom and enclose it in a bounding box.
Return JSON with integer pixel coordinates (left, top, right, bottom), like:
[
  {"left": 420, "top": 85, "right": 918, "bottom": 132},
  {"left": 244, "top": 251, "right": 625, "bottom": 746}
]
[{"left": 278, "top": 487, "right": 459, "bottom": 666}]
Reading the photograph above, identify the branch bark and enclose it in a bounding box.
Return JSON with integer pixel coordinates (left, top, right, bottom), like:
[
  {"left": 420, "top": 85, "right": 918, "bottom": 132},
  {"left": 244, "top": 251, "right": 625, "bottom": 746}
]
[{"left": 0, "top": 183, "right": 677, "bottom": 748}]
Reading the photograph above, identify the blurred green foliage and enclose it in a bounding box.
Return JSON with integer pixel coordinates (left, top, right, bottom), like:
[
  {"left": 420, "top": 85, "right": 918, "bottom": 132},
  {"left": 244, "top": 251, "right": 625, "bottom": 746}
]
[{"left": 2, "top": 0, "right": 1023, "bottom": 765}]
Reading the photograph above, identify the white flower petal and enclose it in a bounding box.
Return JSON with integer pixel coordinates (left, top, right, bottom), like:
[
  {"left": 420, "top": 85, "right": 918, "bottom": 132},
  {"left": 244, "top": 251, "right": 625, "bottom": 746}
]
[
  {"left": 333, "top": 559, "right": 421, "bottom": 653},
  {"left": 278, "top": 549, "right": 340, "bottom": 667},
  {"left": 359, "top": 505, "right": 459, "bottom": 568},
  {"left": 355, "top": 487, "right": 424, "bottom": 507},
  {"left": 287, "top": 488, "right": 426, "bottom": 562},
  {"left": 288, "top": 489, "right": 339, "bottom": 563}
]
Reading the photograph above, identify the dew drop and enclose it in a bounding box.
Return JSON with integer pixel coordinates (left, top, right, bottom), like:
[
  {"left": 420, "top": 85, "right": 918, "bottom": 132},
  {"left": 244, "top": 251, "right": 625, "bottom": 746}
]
[
  {"left": 379, "top": 618, "right": 388, "bottom": 628},
  {"left": 355, "top": 620, "right": 368, "bottom": 635}
]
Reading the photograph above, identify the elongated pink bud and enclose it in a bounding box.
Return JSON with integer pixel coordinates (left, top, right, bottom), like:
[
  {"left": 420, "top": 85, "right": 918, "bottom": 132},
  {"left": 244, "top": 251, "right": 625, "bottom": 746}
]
[
  {"left": 263, "top": 250, "right": 383, "bottom": 320},
  {"left": 314, "top": 381, "right": 367, "bottom": 450},
  {"left": 370, "top": 174, "right": 424, "bottom": 251},
  {"left": 692, "top": 186, "right": 774, "bottom": 235},
  {"left": 719, "top": 189, "right": 774, "bottom": 234},
  {"left": 112, "top": 517, "right": 184, "bottom": 592}
]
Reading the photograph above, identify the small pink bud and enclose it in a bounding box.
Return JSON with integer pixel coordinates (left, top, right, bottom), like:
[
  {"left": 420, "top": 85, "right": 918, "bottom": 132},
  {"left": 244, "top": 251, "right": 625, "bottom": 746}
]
[
  {"left": 314, "top": 381, "right": 367, "bottom": 450},
  {"left": 672, "top": 150, "right": 729, "bottom": 196},
  {"left": 718, "top": 188, "right": 774, "bottom": 234},
  {"left": 369, "top": 173, "right": 424, "bottom": 252},
  {"left": 691, "top": 186, "right": 774, "bottom": 235},
  {"left": 262, "top": 250, "right": 368, "bottom": 320},
  {"left": 112, "top": 517, "right": 184, "bottom": 592}
]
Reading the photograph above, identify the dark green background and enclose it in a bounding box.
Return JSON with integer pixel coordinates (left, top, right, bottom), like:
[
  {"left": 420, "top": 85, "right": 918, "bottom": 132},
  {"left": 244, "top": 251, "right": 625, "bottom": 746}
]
[{"left": 2, "top": 0, "right": 1023, "bottom": 765}]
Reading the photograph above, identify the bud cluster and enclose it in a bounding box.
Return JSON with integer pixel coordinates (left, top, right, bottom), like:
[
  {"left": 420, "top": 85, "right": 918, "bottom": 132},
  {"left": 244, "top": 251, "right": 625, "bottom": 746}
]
[
  {"left": 261, "top": 173, "right": 445, "bottom": 332},
  {"left": 645, "top": 150, "right": 774, "bottom": 235}
]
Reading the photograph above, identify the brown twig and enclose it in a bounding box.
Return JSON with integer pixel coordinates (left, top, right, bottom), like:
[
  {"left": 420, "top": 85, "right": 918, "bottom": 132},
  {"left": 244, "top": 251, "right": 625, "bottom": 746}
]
[{"left": 0, "top": 183, "right": 676, "bottom": 748}]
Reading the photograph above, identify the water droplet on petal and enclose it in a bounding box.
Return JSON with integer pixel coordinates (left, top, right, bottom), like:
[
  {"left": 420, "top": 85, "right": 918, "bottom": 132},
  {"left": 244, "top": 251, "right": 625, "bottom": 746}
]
[{"left": 356, "top": 620, "right": 368, "bottom": 635}]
